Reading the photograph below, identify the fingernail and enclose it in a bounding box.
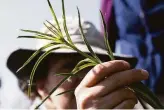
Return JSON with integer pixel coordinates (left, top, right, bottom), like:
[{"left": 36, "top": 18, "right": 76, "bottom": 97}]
[
  {"left": 141, "top": 69, "right": 149, "bottom": 78},
  {"left": 123, "top": 61, "right": 131, "bottom": 68}
]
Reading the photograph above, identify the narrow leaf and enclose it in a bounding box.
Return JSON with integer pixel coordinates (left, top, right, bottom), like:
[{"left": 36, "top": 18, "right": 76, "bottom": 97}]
[
  {"left": 56, "top": 73, "right": 77, "bottom": 76},
  {"left": 46, "top": 20, "right": 63, "bottom": 37},
  {"left": 38, "top": 34, "right": 63, "bottom": 44},
  {"left": 28, "top": 46, "right": 69, "bottom": 97},
  {"left": 43, "top": 22, "right": 61, "bottom": 38},
  {"left": 56, "top": 59, "right": 96, "bottom": 77},
  {"left": 16, "top": 43, "right": 55, "bottom": 72},
  {"left": 61, "top": 0, "right": 73, "bottom": 44},
  {"left": 137, "top": 97, "right": 147, "bottom": 109},
  {"left": 77, "top": 7, "right": 101, "bottom": 64},
  {"left": 100, "top": 11, "right": 114, "bottom": 60},
  {"left": 56, "top": 88, "right": 75, "bottom": 96},
  {"left": 21, "top": 29, "right": 53, "bottom": 38},
  {"left": 47, "top": 0, "right": 62, "bottom": 33},
  {"left": 18, "top": 35, "right": 54, "bottom": 41},
  {"left": 18, "top": 35, "right": 44, "bottom": 39},
  {"left": 72, "top": 58, "right": 96, "bottom": 72},
  {"left": 130, "top": 82, "right": 164, "bottom": 109},
  {"left": 72, "top": 62, "right": 96, "bottom": 75}
]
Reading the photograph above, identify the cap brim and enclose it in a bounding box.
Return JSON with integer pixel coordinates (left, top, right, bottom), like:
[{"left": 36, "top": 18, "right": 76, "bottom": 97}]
[{"left": 7, "top": 49, "right": 138, "bottom": 80}]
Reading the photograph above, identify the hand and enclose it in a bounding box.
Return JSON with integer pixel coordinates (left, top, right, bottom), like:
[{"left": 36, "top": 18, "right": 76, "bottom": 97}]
[{"left": 75, "top": 60, "right": 149, "bottom": 109}]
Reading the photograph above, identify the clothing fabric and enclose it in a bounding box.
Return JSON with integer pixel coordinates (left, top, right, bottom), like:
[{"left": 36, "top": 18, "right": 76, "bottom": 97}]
[{"left": 101, "top": 0, "right": 164, "bottom": 93}]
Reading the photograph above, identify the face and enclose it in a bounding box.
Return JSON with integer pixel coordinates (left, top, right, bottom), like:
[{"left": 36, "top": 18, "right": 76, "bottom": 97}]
[{"left": 36, "top": 55, "right": 89, "bottom": 109}]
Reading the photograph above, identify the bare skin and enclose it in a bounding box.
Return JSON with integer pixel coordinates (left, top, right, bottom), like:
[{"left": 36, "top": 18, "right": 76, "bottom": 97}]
[{"left": 36, "top": 59, "right": 149, "bottom": 109}]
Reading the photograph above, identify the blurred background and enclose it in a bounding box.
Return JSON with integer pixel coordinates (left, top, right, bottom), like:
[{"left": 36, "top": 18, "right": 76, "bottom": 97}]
[{"left": 0, "top": 0, "right": 101, "bottom": 108}]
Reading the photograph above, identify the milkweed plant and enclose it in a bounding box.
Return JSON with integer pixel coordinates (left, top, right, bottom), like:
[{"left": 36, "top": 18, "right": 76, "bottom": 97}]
[{"left": 17, "top": 0, "right": 164, "bottom": 109}]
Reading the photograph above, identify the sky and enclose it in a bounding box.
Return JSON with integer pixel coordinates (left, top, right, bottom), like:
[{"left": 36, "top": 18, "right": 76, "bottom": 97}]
[{"left": 0, "top": 0, "right": 101, "bottom": 108}]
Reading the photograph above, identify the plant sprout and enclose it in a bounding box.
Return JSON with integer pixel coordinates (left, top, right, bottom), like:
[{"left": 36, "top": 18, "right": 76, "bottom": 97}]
[{"left": 17, "top": 0, "right": 164, "bottom": 109}]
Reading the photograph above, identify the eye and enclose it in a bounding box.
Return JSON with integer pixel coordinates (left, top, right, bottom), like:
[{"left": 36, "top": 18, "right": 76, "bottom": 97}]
[
  {"left": 55, "top": 63, "right": 76, "bottom": 74},
  {"left": 61, "top": 63, "right": 77, "bottom": 70}
]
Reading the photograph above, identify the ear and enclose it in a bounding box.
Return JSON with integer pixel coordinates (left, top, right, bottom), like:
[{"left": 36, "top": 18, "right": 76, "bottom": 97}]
[{"left": 36, "top": 80, "right": 49, "bottom": 99}]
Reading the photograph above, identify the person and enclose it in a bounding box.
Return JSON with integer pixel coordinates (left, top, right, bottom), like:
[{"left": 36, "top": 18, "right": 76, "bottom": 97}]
[
  {"left": 101, "top": 0, "right": 164, "bottom": 102},
  {"left": 7, "top": 17, "right": 149, "bottom": 109}
]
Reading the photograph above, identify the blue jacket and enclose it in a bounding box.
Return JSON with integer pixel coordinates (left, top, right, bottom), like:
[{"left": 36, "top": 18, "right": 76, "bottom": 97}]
[{"left": 103, "top": 0, "right": 164, "bottom": 93}]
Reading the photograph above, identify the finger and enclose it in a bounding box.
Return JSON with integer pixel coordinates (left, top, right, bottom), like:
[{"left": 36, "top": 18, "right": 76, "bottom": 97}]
[
  {"left": 79, "top": 60, "right": 130, "bottom": 87},
  {"left": 114, "top": 99, "right": 137, "bottom": 109},
  {"left": 94, "top": 87, "right": 137, "bottom": 109},
  {"left": 91, "top": 69, "right": 148, "bottom": 96}
]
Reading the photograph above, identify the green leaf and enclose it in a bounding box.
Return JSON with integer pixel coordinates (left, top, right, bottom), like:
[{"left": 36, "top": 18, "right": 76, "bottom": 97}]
[
  {"left": 71, "top": 58, "right": 96, "bottom": 75},
  {"left": 28, "top": 46, "right": 69, "bottom": 97},
  {"left": 18, "top": 35, "right": 54, "bottom": 41},
  {"left": 77, "top": 7, "right": 101, "bottom": 64},
  {"left": 61, "top": 0, "right": 73, "bottom": 44},
  {"left": 47, "top": 0, "right": 62, "bottom": 33},
  {"left": 18, "top": 34, "right": 63, "bottom": 44},
  {"left": 38, "top": 34, "right": 63, "bottom": 44},
  {"left": 56, "top": 59, "right": 96, "bottom": 77},
  {"left": 55, "top": 73, "right": 77, "bottom": 76},
  {"left": 21, "top": 29, "right": 53, "bottom": 38},
  {"left": 43, "top": 22, "right": 61, "bottom": 38},
  {"left": 72, "top": 63, "right": 96, "bottom": 75},
  {"left": 130, "top": 82, "right": 164, "bottom": 109},
  {"left": 16, "top": 43, "right": 55, "bottom": 73},
  {"left": 45, "top": 20, "right": 63, "bottom": 37},
  {"left": 100, "top": 11, "right": 114, "bottom": 60},
  {"left": 72, "top": 58, "right": 96, "bottom": 72},
  {"left": 56, "top": 88, "right": 75, "bottom": 96},
  {"left": 137, "top": 97, "right": 147, "bottom": 109}
]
